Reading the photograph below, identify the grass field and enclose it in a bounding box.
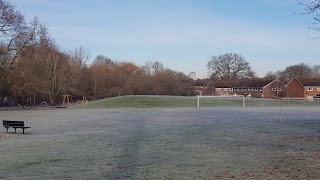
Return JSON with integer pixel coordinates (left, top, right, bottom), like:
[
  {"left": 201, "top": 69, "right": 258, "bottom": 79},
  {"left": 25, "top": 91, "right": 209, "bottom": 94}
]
[
  {"left": 76, "top": 95, "right": 320, "bottom": 108},
  {"left": 0, "top": 107, "right": 320, "bottom": 179}
]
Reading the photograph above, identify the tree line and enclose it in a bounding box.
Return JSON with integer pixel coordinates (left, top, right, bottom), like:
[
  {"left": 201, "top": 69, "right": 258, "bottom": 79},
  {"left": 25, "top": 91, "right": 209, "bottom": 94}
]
[
  {"left": 0, "top": 0, "right": 194, "bottom": 106},
  {"left": 207, "top": 53, "right": 320, "bottom": 82},
  {"left": 1, "top": 0, "right": 320, "bottom": 106}
]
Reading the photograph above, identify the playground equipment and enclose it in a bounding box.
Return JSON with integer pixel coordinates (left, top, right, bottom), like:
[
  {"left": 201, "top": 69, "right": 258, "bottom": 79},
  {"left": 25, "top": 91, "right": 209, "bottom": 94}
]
[
  {"left": 23, "top": 92, "right": 36, "bottom": 109},
  {"left": 81, "top": 96, "right": 88, "bottom": 104},
  {"left": 61, "top": 95, "right": 71, "bottom": 108}
]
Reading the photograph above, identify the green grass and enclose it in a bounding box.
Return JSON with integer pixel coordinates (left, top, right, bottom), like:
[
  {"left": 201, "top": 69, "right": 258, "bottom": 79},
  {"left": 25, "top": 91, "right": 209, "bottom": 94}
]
[
  {"left": 201, "top": 97, "right": 320, "bottom": 107},
  {"left": 76, "top": 95, "right": 320, "bottom": 108},
  {"left": 76, "top": 95, "right": 196, "bottom": 108}
]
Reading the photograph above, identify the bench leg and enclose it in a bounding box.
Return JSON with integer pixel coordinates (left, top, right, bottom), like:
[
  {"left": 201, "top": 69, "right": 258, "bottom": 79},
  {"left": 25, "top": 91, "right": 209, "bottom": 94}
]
[
  {"left": 14, "top": 128, "right": 16, "bottom": 133},
  {"left": 6, "top": 127, "right": 8, "bottom": 133},
  {"left": 23, "top": 128, "right": 25, "bottom": 134}
]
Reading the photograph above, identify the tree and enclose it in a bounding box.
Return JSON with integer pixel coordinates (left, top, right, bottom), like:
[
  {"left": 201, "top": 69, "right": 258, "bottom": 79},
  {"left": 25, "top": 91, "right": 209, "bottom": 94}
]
[
  {"left": 65, "top": 47, "right": 90, "bottom": 98},
  {"left": 92, "top": 55, "right": 113, "bottom": 65},
  {"left": 0, "top": 0, "right": 39, "bottom": 105},
  {"left": 35, "top": 44, "right": 70, "bottom": 105},
  {"left": 89, "top": 62, "right": 114, "bottom": 98},
  {"left": 13, "top": 30, "right": 90, "bottom": 105},
  {"left": 263, "top": 70, "right": 284, "bottom": 80},
  {"left": 207, "top": 53, "right": 255, "bottom": 80},
  {"left": 111, "top": 62, "right": 145, "bottom": 96},
  {"left": 0, "top": 1, "right": 39, "bottom": 71},
  {"left": 143, "top": 61, "right": 164, "bottom": 76},
  {"left": 264, "top": 71, "right": 277, "bottom": 80},
  {"left": 299, "top": 0, "right": 320, "bottom": 32},
  {"left": 312, "top": 64, "right": 320, "bottom": 77},
  {"left": 154, "top": 69, "right": 194, "bottom": 95},
  {"left": 282, "top": 63, "right": 313, "bottom": 81}
]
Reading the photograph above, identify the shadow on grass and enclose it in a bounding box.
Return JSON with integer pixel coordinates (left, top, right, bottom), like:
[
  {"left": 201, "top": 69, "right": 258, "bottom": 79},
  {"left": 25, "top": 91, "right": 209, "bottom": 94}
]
[{"left": 107, "top": 119, "right": 147, "bottom": 179}]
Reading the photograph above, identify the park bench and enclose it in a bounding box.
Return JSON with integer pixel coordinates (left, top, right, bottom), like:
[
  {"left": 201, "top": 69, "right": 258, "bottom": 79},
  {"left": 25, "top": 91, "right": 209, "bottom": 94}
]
[{"left": 3, "top": 120, "right": 31, "bottom": 134}]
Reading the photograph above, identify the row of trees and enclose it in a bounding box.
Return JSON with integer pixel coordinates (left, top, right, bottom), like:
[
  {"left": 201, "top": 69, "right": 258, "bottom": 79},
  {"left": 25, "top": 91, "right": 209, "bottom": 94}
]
[
  {"left": 90, "top": 58, "right": 194, "bottom": 100},
  {"left": 264, "top": 63, "right": 320, "bottom": 81},
  {"left": 2, "top": 39, "right": 194, "bottom": 106},
  {"left": 3, "top": 42, "right": 194, "bottom": 106},
  {"left": 1, "top": 0, "right": 320, "bottom": 106},
  {"left": 0, "top": 0, "right": 194, "bottom": 106},
  {"left": 207, "top": 53, "right": 320, "bottom": 82}
]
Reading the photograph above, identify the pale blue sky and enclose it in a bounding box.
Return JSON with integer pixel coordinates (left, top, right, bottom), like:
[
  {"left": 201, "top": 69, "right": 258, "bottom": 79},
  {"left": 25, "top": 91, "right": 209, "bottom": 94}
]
[{"left": 11, "top": 0, "right": 320, "bottom": 78}]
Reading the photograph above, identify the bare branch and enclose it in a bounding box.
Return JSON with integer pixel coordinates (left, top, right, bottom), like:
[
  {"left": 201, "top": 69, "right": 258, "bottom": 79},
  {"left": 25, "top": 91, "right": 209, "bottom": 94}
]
[{"left": 298, "top": 0, "right": 320, "bottom": 33}]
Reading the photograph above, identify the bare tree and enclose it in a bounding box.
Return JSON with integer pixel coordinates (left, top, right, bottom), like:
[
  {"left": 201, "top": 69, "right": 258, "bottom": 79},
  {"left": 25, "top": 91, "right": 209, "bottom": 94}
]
[
  {"left": 299, "top": 0, "right": 320, "bottom": 32},
  {"left": 89, "top": 62, "right": 114, "bottom": 98},
  {"left": 312, "top": 64, "right": 320, "bottom": 77},
  {"left": 263, "top": 70, "right": 284, "bottom": 79},
  {"left": 66, "top": 47, "right": 90, "bottom": 98},
  {"left": 154, "top": 69, "right": 194, "bottom": 96},
  {"left": 143, "top": 61, "right": 164, "bottom": 76},
  {"left": 282, "top": 63, "right": 313, "bottom": 80},
  {"left": 0, "top": 1, "right": 44, "bottom": 105},
  {"left": 92, "top": 55, "right": 113, "bottom": 65},
  {"left": 207, "top": 53, "right": 255, "bottom": 80},
  {"left": 264, "top": 71, "right": 277, "bottom": 80},
  {"left": 37, "top": 44, "right": 69, "bottom": 104},
  {"left": 18, "top": 31, "right": 88, "bottom": 105},
  {"left": 0, "top": 0, "right": 37, "bottom": 71}
]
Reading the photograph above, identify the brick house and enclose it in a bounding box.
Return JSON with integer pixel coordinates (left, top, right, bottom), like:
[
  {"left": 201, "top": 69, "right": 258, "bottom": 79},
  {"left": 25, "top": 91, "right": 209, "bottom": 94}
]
[
  {"left": 233, "top": 79, "right": 286, "bottom": 98},
  {"left": 286, "top": 77, "right": 320, "bottom": 99},
  {"left": 202, "top": 80, "right": 237, "bottom": 96}
]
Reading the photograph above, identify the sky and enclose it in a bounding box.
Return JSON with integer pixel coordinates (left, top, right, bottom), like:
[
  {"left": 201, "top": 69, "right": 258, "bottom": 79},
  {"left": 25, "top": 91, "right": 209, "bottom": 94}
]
[{"left": 10, "top": 0, "right": 320, "bottom": 79}]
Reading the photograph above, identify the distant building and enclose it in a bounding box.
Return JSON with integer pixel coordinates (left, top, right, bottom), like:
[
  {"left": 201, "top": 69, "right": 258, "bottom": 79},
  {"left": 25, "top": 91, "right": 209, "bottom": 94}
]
[
  {"left": 233, "top": 79, "right": 286, "bottom": 98},
  {"left": 189, "top": 72, "right": 196, "bottom": 80},
  {"left": 202, "top": 80, "right": 237, "bottom": 96},
  {"left": 286, "top": 77, "right": 320, "bottom": 99}
]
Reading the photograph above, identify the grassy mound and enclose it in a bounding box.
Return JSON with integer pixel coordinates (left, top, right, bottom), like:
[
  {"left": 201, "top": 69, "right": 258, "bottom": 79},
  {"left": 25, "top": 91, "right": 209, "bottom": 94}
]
[
  {"left": 76, "top": 95, "right": 320, "bottom": 108},
  {"left": 76, "top": 95, "right": 197, "bottom": 108}
]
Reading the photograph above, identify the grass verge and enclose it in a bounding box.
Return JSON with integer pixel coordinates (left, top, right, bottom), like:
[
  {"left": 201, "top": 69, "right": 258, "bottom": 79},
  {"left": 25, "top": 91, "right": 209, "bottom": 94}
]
[{"left": 76, "top": 95, "right": 320, "bottom": 108}]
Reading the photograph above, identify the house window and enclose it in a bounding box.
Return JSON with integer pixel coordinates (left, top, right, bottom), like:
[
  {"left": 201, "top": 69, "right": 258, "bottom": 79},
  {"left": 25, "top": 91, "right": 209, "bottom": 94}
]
[
  {"left": 250, "top": 88, "right": 254, "bottom": 91},
  {"left": 255, "top": 88, "right": 258, "bottom": 91},
  {"left": 216, "top": 88, "right": 221, "bottom": 91},
  {"left": 229, "top": 88, "right": 233, "bottom": 91},
  {"left": 259, "top": 88, "right": 263, "bottom": 91},
  {"left": 224, "top": 88, "right": 229, "bottom": 91},
  {"left": 317, "top": 87, "right": 320, "bottom": 91},
  {"left": 272, "top": 88, "right": 276, "bottom": 91},
  {"left": 307, "top": 87, "right": 313, "bottom": 91}
]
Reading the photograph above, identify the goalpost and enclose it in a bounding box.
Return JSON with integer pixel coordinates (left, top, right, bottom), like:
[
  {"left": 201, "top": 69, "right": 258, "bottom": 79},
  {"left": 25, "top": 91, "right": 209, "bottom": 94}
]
[{"left": 196, "top": 96, "right": 285, "bottom": 121}]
